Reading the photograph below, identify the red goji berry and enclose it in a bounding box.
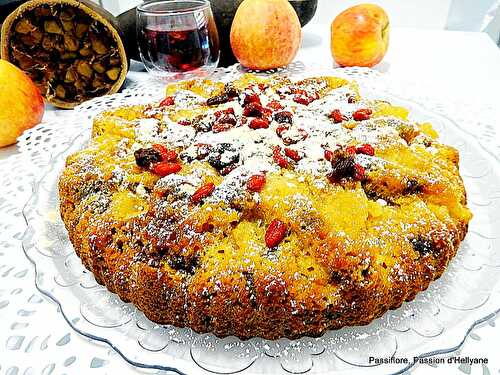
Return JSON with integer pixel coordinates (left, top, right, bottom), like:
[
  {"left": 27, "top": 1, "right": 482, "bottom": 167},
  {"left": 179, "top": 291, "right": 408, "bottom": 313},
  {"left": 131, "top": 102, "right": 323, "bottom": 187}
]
[
  {"left": 329, "top": 109, "right": 345, "bottom": 123},
  {"left": 293, "top": 94, "right": 312, "bottom": 105},
  {"left": 191, "top": 182, "right": 215, "bottom": 204},
  {"left": 324, "top": 149, "right": 334, "bottom": 161},
  {"left": 265, "top": 219, "right": 287, "bottom": 248},
  {"left": 247, "top": 174, "right": 266, "bottom": 192},
  {"left": 164, "top": 150, "right": 178, "bottom": 161},
  {"left": 243, "top": 102, "right": 264, "bottom": 117},
  {"left": 178, "top": 119, "right": 191, "bottom": 126},
  {"left": 159, "top": 96, "right": 175, "bottom": 107},
  {"left": 346, "top": 146, "right": 357, "bottom": 155},
  {"left": 284, "top": 148, "right": 302, "bottom": 162},
  {"left": 152, "top": 144, "right": 169, "bottom": 160},
  {"left": 353, "top": 164, "right": 365, "bottom": 181},
  {"left": 356, "top": 143, "right": 375, "bottom": 156},
  {"left": 151, "top": 162, "right": 182, "bottom": 177},
  {"left": 352, "top": 108, "right": 372, "bottom": 121},
  {"left": 249, "top": 118, "right": 270, "bottom": 129},
  {"left": 244, "top": 93, "right": 261, "bottom": 106},
  {"left": 273, "top": 146, "right": 289, "bottom": 168},
  {"left": 276, "top": 125, "right": 289, "bottom": 138}
]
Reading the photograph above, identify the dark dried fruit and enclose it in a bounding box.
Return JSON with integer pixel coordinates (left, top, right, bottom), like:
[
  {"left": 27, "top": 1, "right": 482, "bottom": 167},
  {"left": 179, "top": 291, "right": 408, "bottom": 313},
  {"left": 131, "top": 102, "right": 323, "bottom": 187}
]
[
  {"left": 168, "top": 254, "right": 199, "bottom": 275},
  {"left": 249, "top": 118, "right": 269, "bottom": 130},
  {"left": 411, "top": 237, "right": 434, "bottom": 256},
  {"left": 191, "top": 183, "right": 215, "bottom": 204},
  {"left": 206, "top": 93, "right": 229, "bottom": 106},
  {"left": 191, "top": 115, "right": 213, "bottom": 133},
  {"left": 207, "top": 143, "right": 240, "bottom": 172},
  {"left": 274, "top": 111, "right": 293, "bottom": 124},
  {"left": 196, "top": 143, "right": 212, "bottom": 160},
  {"left": 151, "top": 162, "right": 182, "bottom": 177},
  {"left": 265, "top": 219, "right": 287, "bottom": 248},
  {"left": 327, "top": 153, "right": 356, "bottom": 183},
  {"left": 352, "top": 108, "right": 373, "bottom": 121},
  {"left": 134, "top": 147, "right": 162, "bottom": 168},
  {"left": 224, "top": 83, "right": 239, "bottom": 98},
  {"left": 247, "top": 174, "right": 266, "bottom": 192},
  {"left": 404, "top": 178, "right": 423, "bottom": 195}
]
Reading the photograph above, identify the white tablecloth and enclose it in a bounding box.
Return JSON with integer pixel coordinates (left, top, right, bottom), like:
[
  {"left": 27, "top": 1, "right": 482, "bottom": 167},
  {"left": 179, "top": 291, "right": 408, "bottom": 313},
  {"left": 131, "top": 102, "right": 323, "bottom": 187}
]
[{"left": 0, "top": 26, "right": 499, "bottom": 375}]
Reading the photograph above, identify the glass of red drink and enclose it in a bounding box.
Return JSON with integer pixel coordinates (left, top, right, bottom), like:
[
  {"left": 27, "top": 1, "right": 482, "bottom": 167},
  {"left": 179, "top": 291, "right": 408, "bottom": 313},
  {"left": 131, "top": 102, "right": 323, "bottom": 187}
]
[{"left": 137, "top": 0, "right": 220, "bottom": 80}]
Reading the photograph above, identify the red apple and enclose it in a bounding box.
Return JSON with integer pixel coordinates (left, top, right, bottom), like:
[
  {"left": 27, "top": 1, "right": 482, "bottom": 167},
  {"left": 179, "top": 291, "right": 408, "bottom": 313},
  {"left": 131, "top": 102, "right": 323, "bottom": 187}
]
[
  {"left": 0, "top": 59, "right": 44, "bottom": 147},
  {"left": 331, "top": 4, "right": 390, "bottom": 67},
  {"left": 230, "top": 0, "right": 301, "bottom": 70}
]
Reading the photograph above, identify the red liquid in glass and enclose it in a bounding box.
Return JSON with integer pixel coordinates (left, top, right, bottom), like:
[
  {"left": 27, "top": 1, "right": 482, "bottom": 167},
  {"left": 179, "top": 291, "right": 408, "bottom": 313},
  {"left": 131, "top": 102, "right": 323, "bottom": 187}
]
[{"left": 139, "top": 24, "right": 212, "bottom": 72}]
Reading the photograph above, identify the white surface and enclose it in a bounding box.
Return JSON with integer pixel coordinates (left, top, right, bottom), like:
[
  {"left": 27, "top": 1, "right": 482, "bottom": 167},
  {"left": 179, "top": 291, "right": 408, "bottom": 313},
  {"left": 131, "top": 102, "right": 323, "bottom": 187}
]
[
  {"left": 299, "top": 25, "right": 500, "bottom": 110},
  {"left": 313, "top": 0, "right": 452, "bottom": 29},
  {"left": 1, "top": 27, "right": 500, "bottom": 375}
]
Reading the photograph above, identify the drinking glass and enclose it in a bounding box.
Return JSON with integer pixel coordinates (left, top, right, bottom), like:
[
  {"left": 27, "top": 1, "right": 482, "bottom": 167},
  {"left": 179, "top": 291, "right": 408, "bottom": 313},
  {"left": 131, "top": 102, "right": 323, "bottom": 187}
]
[{"left": 137, "top": 0, "right": 220, "bottom": 80}]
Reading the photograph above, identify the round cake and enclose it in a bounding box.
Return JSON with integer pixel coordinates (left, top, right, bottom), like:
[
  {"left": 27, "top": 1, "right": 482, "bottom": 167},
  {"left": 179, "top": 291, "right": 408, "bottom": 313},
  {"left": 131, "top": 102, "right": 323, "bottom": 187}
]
[{"left": 59, "top": 74, "right": 472, "bottom": 339}]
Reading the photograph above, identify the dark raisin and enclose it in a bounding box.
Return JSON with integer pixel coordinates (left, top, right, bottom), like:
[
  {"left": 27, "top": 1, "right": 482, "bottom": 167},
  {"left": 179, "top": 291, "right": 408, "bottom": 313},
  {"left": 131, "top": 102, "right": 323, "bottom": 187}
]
[
  {"left": 196, "top": 144, "right": 212, "bottom": 160},
  {"left": 168, "top": 254, "right": 199, "bottom": 275},
  {"left": 224, "top": 83, "right": 240, "bottom": 98},
  {"left": 403, "top": 178, "right": 423, "bottom": 195},
  {"left": 411, "top": 236, "right": 435, "bottom": 256},
  {"left": 206, "top": 93, "right": 229, "bottom": 106},
  {"left": 207, "top": 143, "right": 240, "bottom": 172},
  {"left": 274, "top": 111, "right": 293, "bottom": 124},
  {"left": 134, "top": 147, "right": 162, "bottom": 169},
  {"left": 327, "top": 154, "right": 356, "bottom": 183},
  {"left": 191, "top": 115, "right": 212, "bottom": 132},
  {"left": 329, "top": 270, "right": 343, "bottom": 284}
]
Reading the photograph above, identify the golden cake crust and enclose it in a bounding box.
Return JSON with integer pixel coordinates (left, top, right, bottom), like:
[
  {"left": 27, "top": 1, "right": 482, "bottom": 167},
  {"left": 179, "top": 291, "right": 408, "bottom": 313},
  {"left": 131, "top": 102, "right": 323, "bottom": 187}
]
[{"left": 59, "top": 74, "right": 472, "bottom": 339}]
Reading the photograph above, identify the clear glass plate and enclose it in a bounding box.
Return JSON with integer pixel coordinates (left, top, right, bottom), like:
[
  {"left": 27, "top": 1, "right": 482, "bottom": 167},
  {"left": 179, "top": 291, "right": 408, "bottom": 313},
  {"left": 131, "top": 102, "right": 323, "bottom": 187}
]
[{"left": 21, "top": 68, "right": 500, "bottom": 375}]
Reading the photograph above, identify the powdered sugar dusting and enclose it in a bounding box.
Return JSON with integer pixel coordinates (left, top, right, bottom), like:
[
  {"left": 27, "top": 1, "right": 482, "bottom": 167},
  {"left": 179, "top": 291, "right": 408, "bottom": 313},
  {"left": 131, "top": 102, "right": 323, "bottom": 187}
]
[{"left": 121, "top": 76, "right": 434, "bottom": 207}]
